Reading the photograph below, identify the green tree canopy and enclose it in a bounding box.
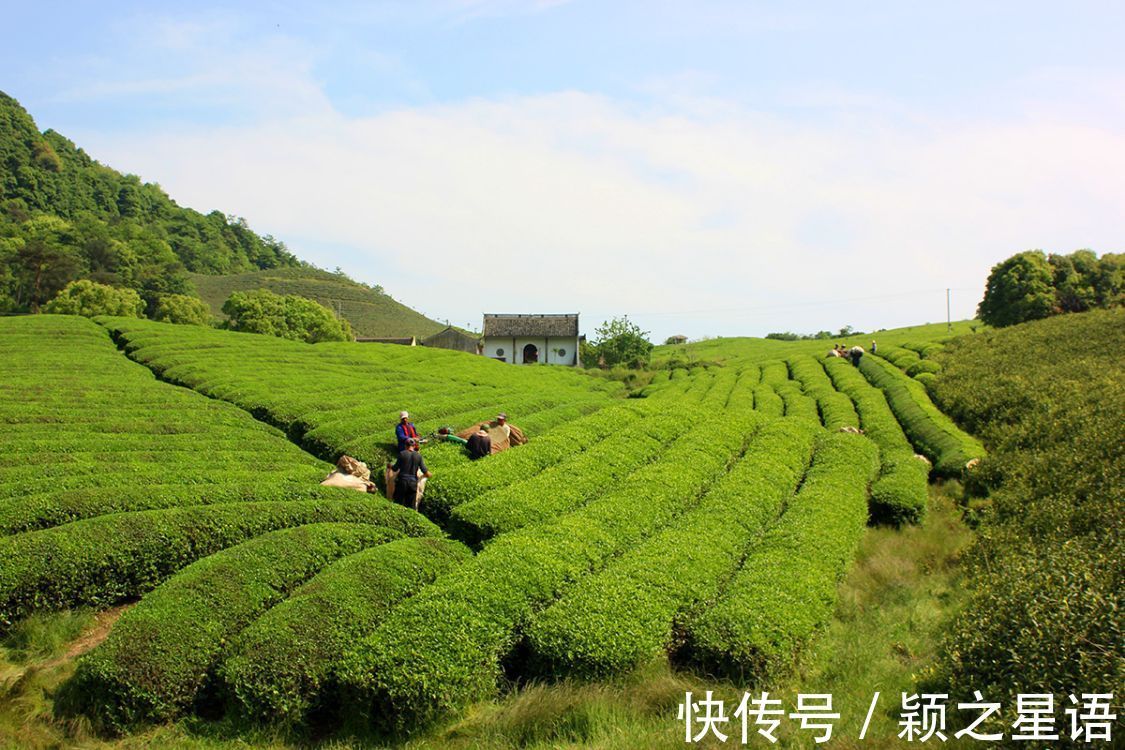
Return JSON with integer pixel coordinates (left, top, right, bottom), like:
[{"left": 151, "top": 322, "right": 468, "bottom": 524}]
[
  {"left": 152, "top": 293, "right": 213, "bottom": 326},
  {"left": 44, "top": 279, "right": 143, "bottom": 318},
  {"left": 0, "top": 91, "right": 304, "bottom": 315},
  {"left": 590, "top": 315, "right": 653, "bottom": 368},
  {"left": 978, "top": 251, "right": 1056, "bottom": 327},
  {"left": 222, "top": 288, "right": 352, "bottom": 343},
  {"left": 979, "top": 249, "right": 1122, "bottom": 327}
]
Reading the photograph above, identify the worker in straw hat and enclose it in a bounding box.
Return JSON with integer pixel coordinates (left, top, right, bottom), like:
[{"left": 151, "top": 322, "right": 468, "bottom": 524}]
[
  {"left": 493, "top": 412, "right": 511, "bottom": 439},
  {"left": 395, "top": 410, "right": 419, "bottom": 452}
]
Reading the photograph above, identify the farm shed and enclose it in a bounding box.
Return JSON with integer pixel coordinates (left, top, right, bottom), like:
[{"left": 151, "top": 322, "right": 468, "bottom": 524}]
[
  {"left": 355, "top": 336, "right": 417, "bottom": 346},
  {"left": 666, "top": 335, "right": 688, "bottom": 345},
  {"left": 482, "top": 313, "right": 580, "bottom": 366},
  {"left": 422, "top": 326, "right": 480, "bottom": 354}
]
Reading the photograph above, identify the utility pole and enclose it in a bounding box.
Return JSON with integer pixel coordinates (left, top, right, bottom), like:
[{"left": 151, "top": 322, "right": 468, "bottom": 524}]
[{"left": 947, "top": 288, "right": 951, "bottom": 332}]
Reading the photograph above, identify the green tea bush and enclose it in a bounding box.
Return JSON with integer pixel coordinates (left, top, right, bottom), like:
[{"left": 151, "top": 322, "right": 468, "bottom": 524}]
[
  {"left": 905, "top": 359, "right": 942, "bottom": 377},
  {"left": 222, "top": 537, "right": 471, "bottom": 725},
  {"left": 70, "top": 523, "right": 402, "bottom": 730},
  {"left": 929, "top": 310, "right": 1123, "bottom": 711},
  {"left": 824, "top": 357, "right": 928, "bottom": 524},
  {"left": 752, "top": 385, "right": 784, "bottom": 417},
  {"left": 0, "top": 480, "right": 336, "bottom": 535},
  {"left": 877, "top": 344, "right": 921, "bottom": 370},
  {"left": 0, "top": 499, "right": 438, "bottom": 628},
  {"left": 787, "top": 355, "right": 859, "bottom": 430},
  {"left": 0, "top": 315, "right": 335, "bottom": 535},
  {"left": 423, "top": 403, "right": 649, "bottom": 520},
  {"left": 526, "top": 418, "right": 818, "bottom": 676},
  {"left": 336, "top": 410, "right": 764, "bottom": 728},
  {"left": 774, "top": 382, "right": 819, "bottom": 422},
  {"left": 682, "top": 432, "right": 879, "bottom": 681},
  {"left": 99, "top": 317, "right": 622, "bottom": 471},
  {"left": 858, "top": 355, "right": 985, "bottom": 477},
  {"left": 758, "top": 360, "right": 789, "bottom": 385},
  {"left": 450, "top": 412, "right": 685, "bottom": 544}
]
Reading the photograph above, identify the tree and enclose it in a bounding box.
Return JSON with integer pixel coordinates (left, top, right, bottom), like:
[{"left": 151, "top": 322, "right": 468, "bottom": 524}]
[
  {"left": 978, "top": 250, "right": 1058, "bottom": 327},
  {"left": 590, "top": 316, "right": 653, "bottom": 368},
  {"left": 152, "top": 293, "right": 212, "bottom": 326},
  {"left": 222, "top": 289, "right": 352, "bottom": 343},
  {"left": 1048, "top": 249, "right": 1099, "bottom": 313},
  {"left": 44, "top": 279, "right": 143, "bottom": 317}
]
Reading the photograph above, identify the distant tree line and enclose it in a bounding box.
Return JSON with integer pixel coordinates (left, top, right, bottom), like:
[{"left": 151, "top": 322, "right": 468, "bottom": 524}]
[
  {"left": 978, "top": 249, "right": 1122, "bottom": 327},
  {"left": 765, "top": 324, "right": 864, "bottom": 341}
]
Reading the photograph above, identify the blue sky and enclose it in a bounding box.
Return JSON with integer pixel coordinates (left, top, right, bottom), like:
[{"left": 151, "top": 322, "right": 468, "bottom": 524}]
[{"left": 4, "top": 1, "right": 1123, "bottom": 338}]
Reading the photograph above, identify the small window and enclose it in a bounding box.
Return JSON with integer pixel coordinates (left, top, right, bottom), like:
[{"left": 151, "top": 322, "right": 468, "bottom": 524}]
[
  {"left": 557, "top": 348, "right": 566, "bottom": 357},
  {"left": 496, "top": 348, "right": 505, "bottom": 356}
]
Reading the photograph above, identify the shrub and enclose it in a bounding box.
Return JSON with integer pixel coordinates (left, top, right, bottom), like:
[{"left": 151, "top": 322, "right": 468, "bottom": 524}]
[
  {"left": 449, "top": 412, "right": 685, "bottom": 544},
  {"left": 858, "top": 355, "right": 985, "bottom": 477},
  {"left": 823, "top": 357, "right": 928, "bottom": 524},
  {"left": 0, "top": 499, "right": 439, "bottom": 628},
  {"left": 222, "top": 537, "right": 471, "bottom": 725},
  {"left": 44, "top": 280, "right": 143, "bottom": 318},
  {"left": 222, "top": 288, "right": 352, "bottom": 343},
  {"left": 681, "top": 432, "right": 879, "bottom": 680},
  {"left": 336, "top": 410, "right": 764, "bottom": 728},
  {"left": 930, "top": 309, "right": 1124, "bottom": 711},
  {"left": 151, "top": 293, "right": 212, "bottom": 326},
  {"left": 774, "top": 382, "right": 819, "bottom": 422},
  {"left": 526, "top": 418, "right": 819, "bottom": 676},
  {"left": 905, "top": 359, "right": 942, "bottom": 377},
  {"left": 424, "top": 403, "right": 647, "bottom": 521},
  {"left": 787, "top": 355, "right": 859, "bottom": 430},
  {"left": 752, "top": 385, "right": 784, "bottom": 417},
  {"left": 69, "top": 523, "right": 403, "bottom": 730}
]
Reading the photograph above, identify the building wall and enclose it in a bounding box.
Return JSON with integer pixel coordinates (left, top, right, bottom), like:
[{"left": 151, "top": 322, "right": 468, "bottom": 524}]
[
  {"left": 482, "top": 336, "right": 578, "bottom": 365},
  {"left": 423, "top": 329, "right": 479, "bottom": 353}
]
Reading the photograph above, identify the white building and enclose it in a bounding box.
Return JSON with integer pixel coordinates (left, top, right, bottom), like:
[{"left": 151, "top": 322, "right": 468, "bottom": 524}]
[{"left": 481, "top": 313, "right": 580, "bottom": 366}]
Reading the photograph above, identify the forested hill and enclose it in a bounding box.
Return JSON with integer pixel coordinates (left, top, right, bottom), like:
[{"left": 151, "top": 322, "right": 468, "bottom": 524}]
[{"left": 0, "top": 91, "right": 303, "bottom": 312}]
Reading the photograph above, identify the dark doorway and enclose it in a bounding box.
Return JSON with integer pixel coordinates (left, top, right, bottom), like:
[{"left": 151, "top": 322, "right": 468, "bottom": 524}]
[{"left": 522, "top": 344, "right": 539, "bottom": 364}]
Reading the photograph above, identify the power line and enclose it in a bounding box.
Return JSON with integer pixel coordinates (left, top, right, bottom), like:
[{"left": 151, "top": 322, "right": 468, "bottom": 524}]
[{"left": 584, "top": 287, "right": 979, "bottom": 318}]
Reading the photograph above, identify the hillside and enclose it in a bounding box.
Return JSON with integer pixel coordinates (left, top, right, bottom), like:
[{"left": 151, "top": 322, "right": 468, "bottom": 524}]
[
  {"left": 0, "top": 92, "right": 303, "bottom": 309},
  {"left": 0, "top": 92, "right": 447, "bottom": 338},
  {"left": 190, "top": 268, "right": 447, "bottom": 339},
  {"left": 651, "top": 319, "right": 982, "bottom": 368}
]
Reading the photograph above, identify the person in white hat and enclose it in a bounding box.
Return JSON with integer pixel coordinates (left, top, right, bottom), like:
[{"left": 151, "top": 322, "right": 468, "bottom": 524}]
[{"left": 395, "top": 411, "right": 418, "bottom": 452}]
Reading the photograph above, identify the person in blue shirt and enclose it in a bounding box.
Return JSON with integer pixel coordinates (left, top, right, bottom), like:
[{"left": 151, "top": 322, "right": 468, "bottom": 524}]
[{"left": 395, "top": 410, "right": 419, "bottom": 452}]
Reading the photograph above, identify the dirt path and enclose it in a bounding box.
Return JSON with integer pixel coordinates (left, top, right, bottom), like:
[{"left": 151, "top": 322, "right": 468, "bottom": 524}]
[{"left": 40, "top": 603, "right": 133, "bottom": 672}]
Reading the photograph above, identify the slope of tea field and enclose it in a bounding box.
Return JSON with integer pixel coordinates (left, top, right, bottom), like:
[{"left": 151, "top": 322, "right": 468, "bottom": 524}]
[
  {"left": 0, "top": 314, "right": 1000, "bottom": 744},
  {"left": 189, "top": 267, "right": 449, "bottom": 339},
  {"left": 99, "top": 317, "right": 623, "bottom": 476},
  {"left": 0, "top": 316, "right": 442, "bottom": 635},
  {"left": 928, "top": 308, "right": 1124, "bottom": 718}
]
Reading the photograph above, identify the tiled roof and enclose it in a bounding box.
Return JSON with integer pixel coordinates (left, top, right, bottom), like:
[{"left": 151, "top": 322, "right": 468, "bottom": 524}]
[{"left": 482, "top": 314, "right": 579, "bottom": 337}]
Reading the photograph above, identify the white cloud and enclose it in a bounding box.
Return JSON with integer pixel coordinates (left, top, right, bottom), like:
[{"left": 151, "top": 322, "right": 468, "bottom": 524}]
[{"left": 74, "top": 69, "right": 1125, "bottom": 339}]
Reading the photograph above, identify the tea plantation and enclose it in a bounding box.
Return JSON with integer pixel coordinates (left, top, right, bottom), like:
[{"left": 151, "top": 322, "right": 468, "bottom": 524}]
[{"left": 5, "top": 311, "right": 1084, "bottom": 743}]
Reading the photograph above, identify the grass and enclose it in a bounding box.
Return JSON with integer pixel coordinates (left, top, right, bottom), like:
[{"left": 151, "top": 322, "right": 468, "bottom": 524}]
[
  {"left": 0, "top": 484, "right": 973, "bottom": 749},
  {"left": 189, "top": 268, "right": 448, "bottom": 339}
]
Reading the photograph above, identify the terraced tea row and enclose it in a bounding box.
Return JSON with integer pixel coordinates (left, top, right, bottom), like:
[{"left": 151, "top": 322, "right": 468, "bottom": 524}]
[
  {"left": 0, "top": 314, "right": 978, "bottom": 737},
  {"left": 858, "top": 355, "right": 985, "bottom": 476},
  {"left": 0, "top": 316, "right": 340, "bottom": 535},
  {"left": 100, "top": 318, "right": 621, "bottom": 472},
  {"left": 337, "top": 407, "right": 766, "bottom": 726},
  {"left": 823, "top": 357, "right": 929, "bottom": 525}
]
